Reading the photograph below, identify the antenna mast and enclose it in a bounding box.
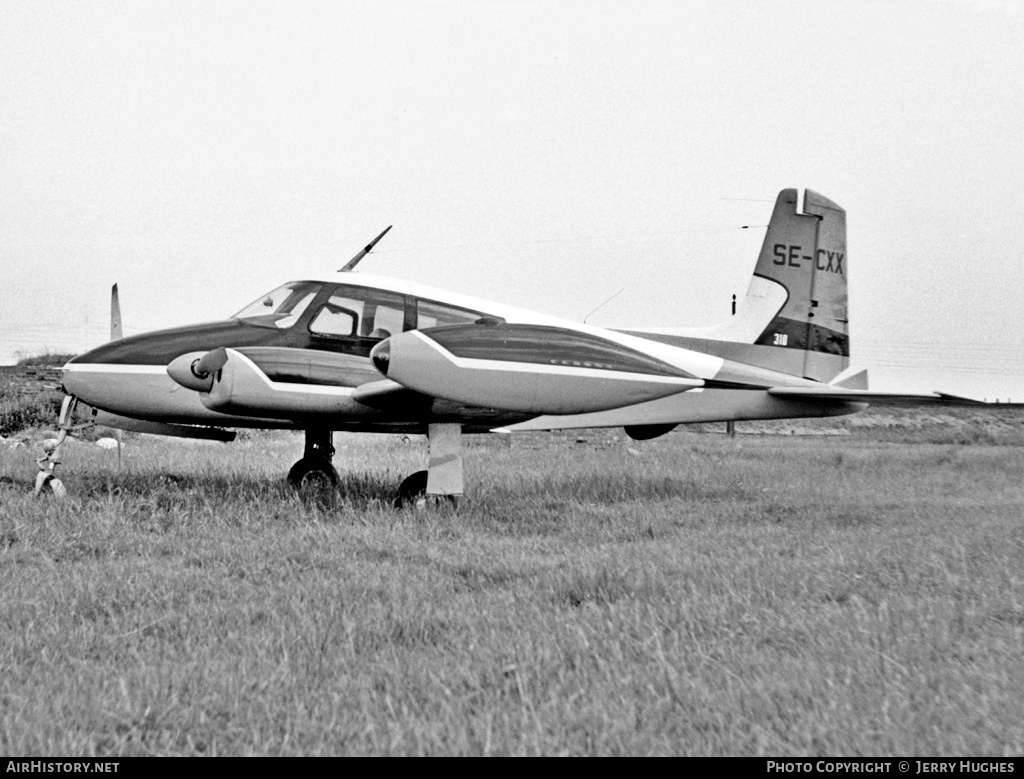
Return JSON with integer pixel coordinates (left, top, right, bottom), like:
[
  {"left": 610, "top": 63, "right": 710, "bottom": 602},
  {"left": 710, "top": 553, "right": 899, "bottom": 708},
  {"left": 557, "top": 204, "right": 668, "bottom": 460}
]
[{"left": 339, "top": 225, "right": 393, "bottom": 272}]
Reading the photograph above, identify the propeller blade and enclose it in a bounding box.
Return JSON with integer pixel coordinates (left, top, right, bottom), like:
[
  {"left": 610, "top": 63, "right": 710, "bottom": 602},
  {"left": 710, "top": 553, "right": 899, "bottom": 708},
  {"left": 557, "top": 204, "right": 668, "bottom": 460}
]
[
  {"left": 339, "top": 225, "right": 393, "bottom": 272},
  {"left": 193, "top": 347, "right": 228, "bottom": 379},
  {"left": 110, "top": 284, "right": 122, "bottom": 341}
]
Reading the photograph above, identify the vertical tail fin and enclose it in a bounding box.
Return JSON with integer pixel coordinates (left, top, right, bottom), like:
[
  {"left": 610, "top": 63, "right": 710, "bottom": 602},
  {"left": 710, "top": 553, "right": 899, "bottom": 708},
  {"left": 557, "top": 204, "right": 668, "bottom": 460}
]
[
  {"left": 630, "top": 188, "right": 850, "bottom": 383},
  {"left": 747, "top": 188, "right": 849, "bottom": 382}
]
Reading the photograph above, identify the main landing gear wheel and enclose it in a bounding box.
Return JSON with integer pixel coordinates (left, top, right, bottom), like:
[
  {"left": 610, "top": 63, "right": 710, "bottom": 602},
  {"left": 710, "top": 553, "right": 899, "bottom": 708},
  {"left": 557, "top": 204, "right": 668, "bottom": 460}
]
[
  {"left": 287, "top": 457, "right": 339, "bottom": 493},
  {"left": 394, "top": 470, "right": 458, "bottom": 510},
  {"left": 395, "top": 470, "right": 427, "bottom": 508}
]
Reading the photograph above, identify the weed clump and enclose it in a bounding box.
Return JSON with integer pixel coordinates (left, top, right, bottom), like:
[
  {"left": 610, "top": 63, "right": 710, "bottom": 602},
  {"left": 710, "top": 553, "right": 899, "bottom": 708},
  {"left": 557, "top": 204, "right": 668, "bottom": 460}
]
[{"left": 0, "top": 393, "right": 63, "bottom": 437}]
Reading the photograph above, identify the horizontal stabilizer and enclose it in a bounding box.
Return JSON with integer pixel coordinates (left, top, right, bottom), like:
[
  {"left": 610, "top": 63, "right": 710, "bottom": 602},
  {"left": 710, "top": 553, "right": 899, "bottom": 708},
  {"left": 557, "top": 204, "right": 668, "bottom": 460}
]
[{"left": 831, "top": 368, "right": 869, "bottom": 390}]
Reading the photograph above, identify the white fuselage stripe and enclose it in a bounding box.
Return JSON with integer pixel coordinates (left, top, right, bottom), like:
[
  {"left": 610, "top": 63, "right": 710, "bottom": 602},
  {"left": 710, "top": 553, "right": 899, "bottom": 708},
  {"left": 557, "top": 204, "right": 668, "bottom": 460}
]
[
  {"left": 64, "top": 363, "right": 168, "bottom": 375},
  {"left": 66, "top": 359, "right": 356, "bottom": 396}
]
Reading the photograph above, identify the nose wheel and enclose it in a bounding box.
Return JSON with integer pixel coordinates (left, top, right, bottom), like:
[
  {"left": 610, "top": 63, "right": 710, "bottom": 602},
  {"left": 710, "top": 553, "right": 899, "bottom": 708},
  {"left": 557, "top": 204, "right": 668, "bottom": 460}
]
[{"left": 34, "top": 432, "right": 68, "bottom": 498}]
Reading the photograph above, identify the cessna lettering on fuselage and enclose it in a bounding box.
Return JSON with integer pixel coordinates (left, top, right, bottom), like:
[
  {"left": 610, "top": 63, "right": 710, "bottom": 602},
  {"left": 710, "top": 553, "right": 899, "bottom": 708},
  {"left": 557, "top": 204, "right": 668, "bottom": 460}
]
[
  {"left": 772, "top": 244, "right": 844, "bottom": 274},
  {"left": 52, "top": 188, "right": 994, "bottom": 504}
]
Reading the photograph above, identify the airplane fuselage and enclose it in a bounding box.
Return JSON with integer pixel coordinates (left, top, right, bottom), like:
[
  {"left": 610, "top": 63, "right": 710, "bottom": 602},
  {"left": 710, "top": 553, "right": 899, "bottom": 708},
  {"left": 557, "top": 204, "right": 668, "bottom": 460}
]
[{"left": 63, "top": 272, "right": 862, "bottom": 437}]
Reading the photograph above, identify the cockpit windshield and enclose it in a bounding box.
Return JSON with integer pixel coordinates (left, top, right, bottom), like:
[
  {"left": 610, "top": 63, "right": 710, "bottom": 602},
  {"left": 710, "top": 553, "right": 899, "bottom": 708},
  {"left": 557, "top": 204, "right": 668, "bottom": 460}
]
[{"left": 232, "top": 281, "right": 322, "bottom": 329}]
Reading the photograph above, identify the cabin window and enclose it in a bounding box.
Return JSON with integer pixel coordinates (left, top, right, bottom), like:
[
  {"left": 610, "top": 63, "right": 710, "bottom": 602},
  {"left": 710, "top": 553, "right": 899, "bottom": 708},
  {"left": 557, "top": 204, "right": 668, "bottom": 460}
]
[
  {"left": 309, "top": 287, "right": 406, "bottom": 340},
  {"left": 416, "top": 299, "right": 497, "bottom": 329},
  {"left": 309, "top": 303, "right": 357, "bottom": 337}
]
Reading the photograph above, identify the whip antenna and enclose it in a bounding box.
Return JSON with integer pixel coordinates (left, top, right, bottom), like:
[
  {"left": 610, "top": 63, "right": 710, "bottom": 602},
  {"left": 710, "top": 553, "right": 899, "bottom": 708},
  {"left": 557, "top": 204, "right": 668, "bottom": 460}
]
[
  {"left": 339, "top": 225, "right": 393, "bottom": 272},
  {"left": 584, "top": 288, "right": 624, "bottom": 324}
]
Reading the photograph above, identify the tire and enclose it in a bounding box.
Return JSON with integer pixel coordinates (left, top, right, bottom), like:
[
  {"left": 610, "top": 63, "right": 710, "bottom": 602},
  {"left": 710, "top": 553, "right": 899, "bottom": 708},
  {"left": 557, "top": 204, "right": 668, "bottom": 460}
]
[
  {"left": 33, "top": 472, "right": 66, "bottom": 498},
  {"left": 394, "top": 470, "right": 428, "bottom": 508},
  {"left": 287, "top": 457, "right": 339, "bottom": 492},
  {"left": 394, "top": 470, "right": 457, "bottom": 509}
]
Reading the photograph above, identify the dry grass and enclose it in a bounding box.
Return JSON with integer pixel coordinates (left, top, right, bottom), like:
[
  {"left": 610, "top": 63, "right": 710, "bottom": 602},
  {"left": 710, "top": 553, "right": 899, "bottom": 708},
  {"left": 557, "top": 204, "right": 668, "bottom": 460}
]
[{"left": 1, "top": 422, "right": 1022, "bottom": 755}]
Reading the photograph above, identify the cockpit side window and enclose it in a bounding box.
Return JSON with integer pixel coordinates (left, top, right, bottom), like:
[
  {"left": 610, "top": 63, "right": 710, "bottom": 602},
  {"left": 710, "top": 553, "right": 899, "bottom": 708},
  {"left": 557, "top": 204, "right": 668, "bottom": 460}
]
[
  {"left": 233, "top": 282, "right": 321, "bottom": 329},
  {"left": 308, "top": 303, "right": 357, "bottom": 337},
  {"left": 416, "top": 299, "right": 501, "bottom": 329},
  {"left": 309, "top": 286, "right": 406, "bottom": 341}
]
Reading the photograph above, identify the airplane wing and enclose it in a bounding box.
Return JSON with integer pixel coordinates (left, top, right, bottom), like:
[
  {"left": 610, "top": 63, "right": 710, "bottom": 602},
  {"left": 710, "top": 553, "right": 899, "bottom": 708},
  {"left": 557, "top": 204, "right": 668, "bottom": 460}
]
[
  {"left": 350, "top": 379, "right": 431, "bottom": 411},
  {"left": 494, "top": 387, "right": 1023, "bottom": 435},
  {"left": 766, "top": 387, "right": 1024, "bottom": 407},
  {"left": 370, "top": 325, "right": 1024, "bottom": 430}
]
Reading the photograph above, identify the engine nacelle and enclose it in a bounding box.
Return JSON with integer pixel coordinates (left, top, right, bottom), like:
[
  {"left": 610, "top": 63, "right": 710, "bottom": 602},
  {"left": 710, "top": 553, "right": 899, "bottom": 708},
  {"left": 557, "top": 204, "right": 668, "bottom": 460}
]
[{"left": 372, "top": 323, "right": 702, "bottom": 415}]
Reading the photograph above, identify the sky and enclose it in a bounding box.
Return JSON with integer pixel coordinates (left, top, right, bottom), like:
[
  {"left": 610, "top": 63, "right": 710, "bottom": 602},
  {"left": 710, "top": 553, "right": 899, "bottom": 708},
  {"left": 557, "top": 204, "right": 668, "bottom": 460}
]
[{"left": 2, "top": 0, "right": 1023, "bottom": 400}]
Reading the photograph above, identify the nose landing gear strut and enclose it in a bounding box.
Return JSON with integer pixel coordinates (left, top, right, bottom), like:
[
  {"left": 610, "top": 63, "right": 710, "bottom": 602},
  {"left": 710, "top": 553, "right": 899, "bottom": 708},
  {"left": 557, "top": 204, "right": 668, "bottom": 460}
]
[{"left": 33, "top": 396, "right": 84, "bottom": 498}]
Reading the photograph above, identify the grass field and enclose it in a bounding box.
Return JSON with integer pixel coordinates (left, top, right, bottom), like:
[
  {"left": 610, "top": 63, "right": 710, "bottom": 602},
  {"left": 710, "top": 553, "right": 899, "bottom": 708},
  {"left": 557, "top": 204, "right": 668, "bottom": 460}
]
[{"left": 1, "top": 415, "right": 1023, "bottom": 756}]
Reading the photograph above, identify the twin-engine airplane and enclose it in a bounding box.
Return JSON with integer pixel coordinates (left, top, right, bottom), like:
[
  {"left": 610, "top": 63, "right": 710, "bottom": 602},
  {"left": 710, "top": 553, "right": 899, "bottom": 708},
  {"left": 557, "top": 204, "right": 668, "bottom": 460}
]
[{"left": 58, "top": 188, "right": 981, "bottom": 503}]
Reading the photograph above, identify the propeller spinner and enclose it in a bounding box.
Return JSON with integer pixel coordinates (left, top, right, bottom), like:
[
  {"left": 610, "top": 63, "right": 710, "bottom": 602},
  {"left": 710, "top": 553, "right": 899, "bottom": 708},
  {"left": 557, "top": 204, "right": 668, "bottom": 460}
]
[{"left": 167, "top": 348, "right": 228, "bottom": 392}]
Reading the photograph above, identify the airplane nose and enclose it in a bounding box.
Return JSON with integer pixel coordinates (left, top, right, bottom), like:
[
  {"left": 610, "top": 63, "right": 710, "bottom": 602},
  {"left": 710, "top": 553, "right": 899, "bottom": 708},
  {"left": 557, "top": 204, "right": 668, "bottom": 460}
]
[
  {"left": 60, "top": 356, "right": 131, "bottom": 411},
  {"left": 61, "top": 360, "right": 83, "bottom": 397},
  {"left": 370, "top": 340, "right": 390, "bottom": 376}
]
